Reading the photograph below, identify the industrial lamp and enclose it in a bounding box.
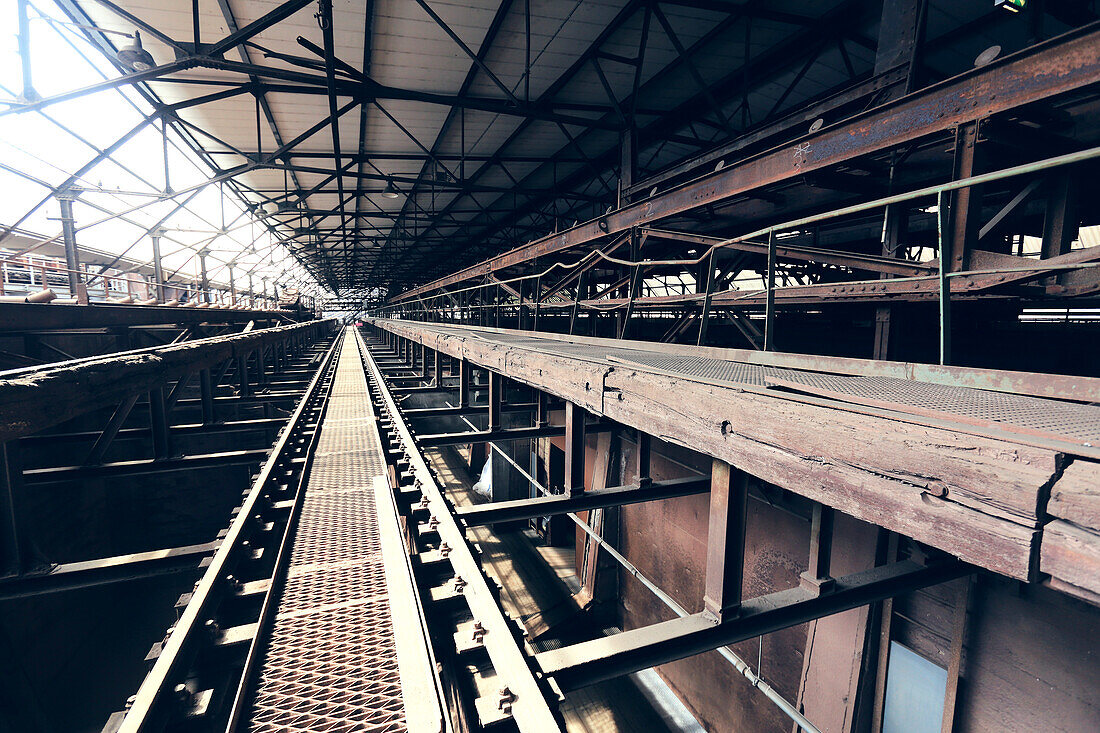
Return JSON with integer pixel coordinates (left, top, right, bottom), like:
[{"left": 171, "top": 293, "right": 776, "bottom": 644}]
[
  {"left": 117, "top": 30, "right": 155, "bottom": 71},
  {"left": 381, "top": 180, "right": 400, "bottom": 199}
]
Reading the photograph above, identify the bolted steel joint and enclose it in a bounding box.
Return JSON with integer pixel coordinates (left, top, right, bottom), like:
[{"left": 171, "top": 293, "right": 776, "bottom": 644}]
[{"left": 497, "top": 685, "right": 515, "bottom": 713}]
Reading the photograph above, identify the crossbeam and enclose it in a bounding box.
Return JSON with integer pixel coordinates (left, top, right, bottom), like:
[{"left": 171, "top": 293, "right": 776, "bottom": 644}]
[
  {"left": 0, "top": 541, "right": 217, "bottom": 600},
  {"left": 417, "top": 423, "right": 606, "bottom": 447},
  {"left": 456, "top": 475, "right": 710, "bottom": 525},
  {"left": 537, "top": 559, "right": 968, "bottom": 691}
]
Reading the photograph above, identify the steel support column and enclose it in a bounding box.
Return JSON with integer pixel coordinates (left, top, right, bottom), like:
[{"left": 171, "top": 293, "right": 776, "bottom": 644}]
[
  {"left": 56, "top": 191, "right": 85, "bottom": 303},
  {"left": 565, "top": 401, "right": 585, "bottom": 495},
  {"left": 703, "top": 460, "right": 748, "bottom": 621}
]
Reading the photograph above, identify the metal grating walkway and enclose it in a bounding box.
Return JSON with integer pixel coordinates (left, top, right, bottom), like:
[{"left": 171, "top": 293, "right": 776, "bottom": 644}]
[
  {"left": 248, "top": 334, "right": 407, "bottom": 733},
  {"left": 396, "top": 322, "right": 1100, "bottom": 449}
]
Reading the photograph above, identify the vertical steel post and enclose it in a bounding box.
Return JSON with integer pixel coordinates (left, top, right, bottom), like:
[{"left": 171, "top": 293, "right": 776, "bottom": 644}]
[
  {"left": 518, "top": 278, "right": 527, "bottom": 330},
  {"left": 535, "top": 389, "right": 548, "bottom": 427},
  {"left": 151, "top": 228, "right": 166, "bottom": 302},
  {"left": 532, "top": 275, "right": 542, "bottom": 332},
  {"left": 763, "top": 229, "right": 777, "bottom": 351},
  {"left": 57, "top": 191, "right": 85, "bottom": 302},
  {"left": 635, "top": 430, "right": 651, "bottom": 485},
  {"left": 237, "top": 353, "right": 251, "bottom": 396},
  {"left": 198, "top": 249, "right": 211, "bottom": 304},
  {"left": 937, "top": 190, "right": 952, "bottom": 366},
  {"left": 703, "top": 459, "right": 748, "bottom": 621},
  {"left": 488, "top": 371, "right": 502, "bottom": 433},
  {"left": 256, "top": 346, "right": 267, "bottom": 386},
  {"left": 16, "top": 0, "right": 37, "bottom": 102},
  {"left": 458, "top": 358, "right": 470, "bottom": 408},
  {"left": 0, "top": 442, "right": 27, "bottom": 577},
  {"left": 199, "top": 368, "right": 215, "bottom": 424},
  {"left": 565, "top": 401, "right": 586, "bottom": 495},
  {"left": 697, "top": 248, "right": 718, "bottom": 346},
  {"left": 148, "top": 387, "right": 172, "bottom": 459},
  {"left": 569, "top": 271, "right": 587, "bottom": 336},
  {"left": 800, "top": 503, "right": 836, "bottom": 595}
]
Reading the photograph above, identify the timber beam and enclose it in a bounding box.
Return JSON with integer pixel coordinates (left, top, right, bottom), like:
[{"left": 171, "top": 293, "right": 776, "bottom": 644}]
[
  {"left": 0, "top": 302, "right": 294, "bottom": 333},
  {"left": 368, "top": 319, "right": 1095, "bottom": 582},
  {"left": 0, "top": 319, "right": 333, "bottom": 443}
]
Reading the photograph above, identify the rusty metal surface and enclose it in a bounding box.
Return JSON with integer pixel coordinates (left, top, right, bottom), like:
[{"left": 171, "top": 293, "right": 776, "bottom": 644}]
[{"left": 248, "top": 336, "right": 407, "bottom": 733}]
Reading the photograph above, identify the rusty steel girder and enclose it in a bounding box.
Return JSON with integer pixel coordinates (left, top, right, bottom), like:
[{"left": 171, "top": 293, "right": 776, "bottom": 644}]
[{"left": 393, "top": 23, "right": 1100, "bottom": 304}]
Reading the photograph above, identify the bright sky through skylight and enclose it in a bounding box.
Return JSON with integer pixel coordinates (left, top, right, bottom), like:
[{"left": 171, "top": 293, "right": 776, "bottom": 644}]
[{"left": 0, "top": 0, "right": 322, "bottom": 296}]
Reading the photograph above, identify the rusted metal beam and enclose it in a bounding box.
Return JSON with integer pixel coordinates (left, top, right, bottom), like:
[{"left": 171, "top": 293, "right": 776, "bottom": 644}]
[
  {"left": 455, "top": 475, "right": 709, "bottom": 525},
  {"left": 536, "top": 559, "right": 969, "bottom": 691},
  {"left": 646, "top": 228, "right": 935, "bottom": 278},
  {"left": 403, "top": 403, "right": 537, "bottom": 419},
  {"left": 0, "top": 541, "right": 217, "bottom": 601},
  {"left": 419, "top": 422, "right": 612, "bottom": 448},
  {"left": 393, "top": 24, "right": 1100, "bottom": 303}
]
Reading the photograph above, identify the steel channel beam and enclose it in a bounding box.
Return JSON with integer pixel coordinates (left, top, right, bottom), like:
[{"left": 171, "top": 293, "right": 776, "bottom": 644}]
[
  {"left": 22, "top": 449, "right": 270, "bottom": 485},
  {"left": 20, "top": 418, "right": 286, "bottom": 447},
  {"left": 402, "top": 402, "right": 538, "bottom": 419},
  {"left": 355, "top": 328, "right": 562, "bottom": 731},
  {"left": 0, "top": 541, "right": 218, "bottom": 601},
  {"left": 417, "top": 422, "right": 612, "bottom": 448}
]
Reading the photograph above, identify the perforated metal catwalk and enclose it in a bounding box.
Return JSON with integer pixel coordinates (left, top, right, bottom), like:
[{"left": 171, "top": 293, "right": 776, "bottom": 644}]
[
  {"left": 246, "top": 332, "right": 414, "bottom": 733},
  {"left": 384, "top": 321, "right": 1100, "bottom": 451}
]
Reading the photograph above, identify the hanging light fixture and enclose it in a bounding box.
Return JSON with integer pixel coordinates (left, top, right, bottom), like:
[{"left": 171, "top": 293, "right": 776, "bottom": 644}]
[
  {"left": 117, "top": 30, "right": 156, "bottom": 71},
  {"left": 381, "top": 180, "right": 400, "bottom": 199}
]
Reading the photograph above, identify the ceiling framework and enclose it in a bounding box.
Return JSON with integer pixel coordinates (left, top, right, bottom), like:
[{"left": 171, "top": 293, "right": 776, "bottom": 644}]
[
  {"left": 0, "top": 0, "right": 1047, "bottom": 299},
  {"left": 4, "top": 0, "right": 1097, "bottom": 311}
]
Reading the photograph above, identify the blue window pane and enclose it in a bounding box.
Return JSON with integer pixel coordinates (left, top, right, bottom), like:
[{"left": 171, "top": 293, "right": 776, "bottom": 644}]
[{"left": 883, "top": 641, "right": 948, "bottom": 733}]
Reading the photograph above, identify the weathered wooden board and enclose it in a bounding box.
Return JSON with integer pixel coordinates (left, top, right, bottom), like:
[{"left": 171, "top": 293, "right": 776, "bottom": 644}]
[
  {"left": 0, "top": 320, "right": 329, "bottom": 443},
  {"left": 1041, "top": 519, "right": 1100, "bottom": 601},
  {"left": 376, "top": 320, "right": 1062, "bottom": 579},
  {"left": 1049, "top": 459, "right": 1100, "bottom": 529}
]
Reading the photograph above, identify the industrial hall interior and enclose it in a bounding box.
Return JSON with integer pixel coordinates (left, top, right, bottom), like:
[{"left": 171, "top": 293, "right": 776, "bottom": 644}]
[{"left": 2, "top": 0, "right": 1100, "bottom": 731}]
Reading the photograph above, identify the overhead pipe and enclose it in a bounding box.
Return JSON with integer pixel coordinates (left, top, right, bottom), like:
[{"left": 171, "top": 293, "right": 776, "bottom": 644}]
[{"left": 0, "top": 288, "right": 56, "bottom": 304}]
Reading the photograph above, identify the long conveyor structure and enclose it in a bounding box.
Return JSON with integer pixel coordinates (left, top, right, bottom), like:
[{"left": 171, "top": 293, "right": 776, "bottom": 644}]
[
  {"left": 105, "top": 326, "right": 565, "bottom": 732},
  {"left": 101, "top": 319, "right": 1100, "bottom": 732}
]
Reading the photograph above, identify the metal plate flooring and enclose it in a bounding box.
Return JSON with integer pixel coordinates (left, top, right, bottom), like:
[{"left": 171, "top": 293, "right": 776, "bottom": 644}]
[{"left": 248, "top": 335, "right": 407, "bottom": 733}]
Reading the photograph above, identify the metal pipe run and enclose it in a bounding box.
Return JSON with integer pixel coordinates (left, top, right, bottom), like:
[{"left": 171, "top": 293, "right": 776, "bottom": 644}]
[{"left": 443, "top": 399, "right": 821, "bottom": 733}]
